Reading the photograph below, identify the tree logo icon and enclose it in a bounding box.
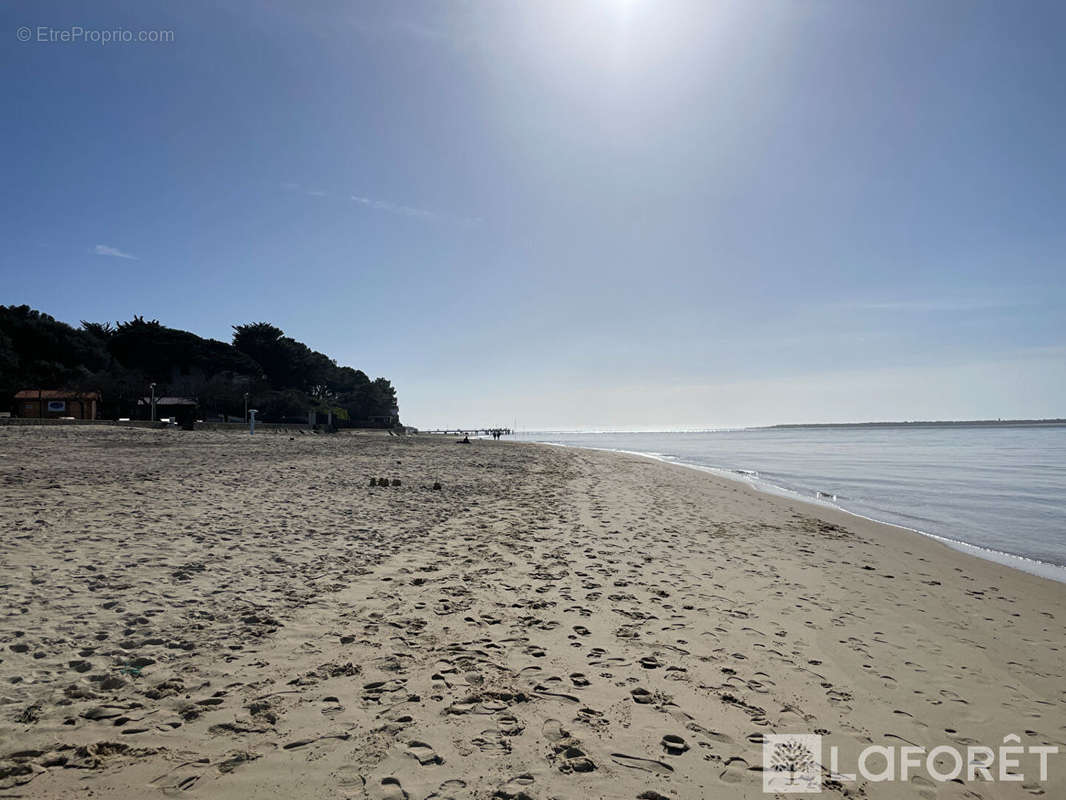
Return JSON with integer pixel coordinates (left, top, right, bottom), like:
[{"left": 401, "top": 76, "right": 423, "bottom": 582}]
[{"left": 764, "top": 734, "right": 822, "bottom": 793}]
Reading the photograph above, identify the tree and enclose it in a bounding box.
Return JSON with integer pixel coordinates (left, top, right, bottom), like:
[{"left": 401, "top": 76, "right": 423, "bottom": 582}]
[
  {"left": 0, "top": 305, "right": 109, "bottom": 398},
  {"left": 2, "top": 306, "right": 400, "bottom": 425},
  {"left": 0, "top": 329, "right": 19, "bottom": 399},
  {"left": 80, "top": 321, "right": 114, "bottom": 341}
]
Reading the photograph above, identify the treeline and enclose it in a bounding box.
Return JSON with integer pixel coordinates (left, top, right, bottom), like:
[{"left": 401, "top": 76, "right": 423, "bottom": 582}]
[{"left": 0, "top": 305, "right": 399, "bottom": 424}]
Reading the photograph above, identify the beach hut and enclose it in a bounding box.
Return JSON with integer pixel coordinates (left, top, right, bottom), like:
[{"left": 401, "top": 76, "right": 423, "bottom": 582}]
[
  {"left": 137, "top": 396, "right": 198, "bottom": 426},
  {"left": 15, "top": 390, "right": 100, "bottom": 420}
]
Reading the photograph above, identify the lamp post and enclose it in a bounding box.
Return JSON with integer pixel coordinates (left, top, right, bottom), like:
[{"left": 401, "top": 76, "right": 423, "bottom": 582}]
[
  {"left": 244, "top": 392, "right": 249, "bottom": 423},
  {"left": 149, "top": 382, "right": 157, "bottom": 422},
  {"left": 248, "top": 409, "right": 258, "bottom": 435}
]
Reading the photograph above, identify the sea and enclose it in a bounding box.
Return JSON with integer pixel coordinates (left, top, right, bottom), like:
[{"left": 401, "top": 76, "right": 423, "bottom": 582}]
[{"left": 518, "top": 425, "right": 1066, "bottom": 583}]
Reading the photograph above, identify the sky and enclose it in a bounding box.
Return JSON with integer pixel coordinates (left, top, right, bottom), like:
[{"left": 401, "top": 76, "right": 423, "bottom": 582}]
[{"left": 2, "top": 0, "right": 1064, "bottom": 429}]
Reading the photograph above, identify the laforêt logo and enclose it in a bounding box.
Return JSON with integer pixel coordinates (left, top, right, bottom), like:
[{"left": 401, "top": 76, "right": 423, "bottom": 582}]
[
  {"left": 762, "top": 733, "right": 1058, "bottom": 794},
  {"left": 764, "top": 734, "right": 822, "bottom": 793}
]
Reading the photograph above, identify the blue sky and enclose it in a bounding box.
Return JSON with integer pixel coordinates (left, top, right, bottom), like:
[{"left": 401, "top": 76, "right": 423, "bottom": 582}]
[{"left": 2, "top": 0, "right": 1064, "bottom": 428}]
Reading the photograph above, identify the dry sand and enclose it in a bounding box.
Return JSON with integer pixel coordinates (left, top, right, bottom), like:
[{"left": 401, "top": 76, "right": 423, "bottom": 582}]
[{"left": 0, "top": 426, "right": 1063, "bottom": 799}]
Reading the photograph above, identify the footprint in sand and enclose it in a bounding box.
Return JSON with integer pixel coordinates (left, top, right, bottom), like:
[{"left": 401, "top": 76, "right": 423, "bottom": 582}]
[
  {"left": 534, "top": 684, "right": 580, "bottom": 703},
  {"left": 609, "top": 753, "right": 674, "bottom": 774},
  {"left": 544, "top": 718, "right": 596, "bottom": 773},
  {"left": 149, "top": 762, "right": 208, "bottom": 795},
  {"left": 405, "top": 740, "right": 443, "bottom": 765},
  {"left": 718, "top": 756, "right": 754, "bottom": 784},
  {"left": 369, "top": 776, "right": 408, "bottom": 800},
  {"left": 216, "top": 751, "right": 261, "bottom": 774},
  {"left": 495, "top": 773, "right": 535, "bottom": 800},
  {"left": 332, "top": 764, "right": 364, "bottom": 789},
  {"left": 690, "top": 724, "right": 734, "bottom": 744},
  {"left": 497, "top": 714, "right": 524, "bottom": 736},
  {"left": 375, "top": 709, "right": 415, "bottom": 734},
  {"left": 425, "top": 778, "right": 468, "bottom": 800},
  {"left": 363, "top": 678, "right": 407, "bottom": 701},
  {"left": 472, "top": 729, "right": 512, "bottom": 755},
  {"left": 630, "top": 687, "right": 654, "bottom": 704},
  {"left": 556, "top": 743, "right": 596, "bottom": 773},
  {"left": 320, "top": 695, "right": 344, "bottom": 718},
  {"left": 542, "top": 718, "right": 568, "bottom": 743},
  {"left": 661, "top": 735, "right": 689, "bottom": 755},
  {"left": 576, "top": 706, "right": 608, "bottom": 730}
]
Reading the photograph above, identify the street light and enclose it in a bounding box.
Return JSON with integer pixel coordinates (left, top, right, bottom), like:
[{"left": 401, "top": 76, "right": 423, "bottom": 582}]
[
  {"left": 244, "top": 392, "right": 249, "bottom": 423},
  {"left": 149, "top": 382, "right": 157, "bottom": 422}
]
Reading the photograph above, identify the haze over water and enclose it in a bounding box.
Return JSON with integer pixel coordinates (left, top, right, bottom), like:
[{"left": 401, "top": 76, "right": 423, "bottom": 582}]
[{"left": 525, "top": 424, "right": 1066, "bottom": 580}]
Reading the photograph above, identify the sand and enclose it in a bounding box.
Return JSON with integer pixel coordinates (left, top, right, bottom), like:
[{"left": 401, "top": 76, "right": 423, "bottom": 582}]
[{"left": 0, "top": 426, "right": 1063, "bottom": 799}]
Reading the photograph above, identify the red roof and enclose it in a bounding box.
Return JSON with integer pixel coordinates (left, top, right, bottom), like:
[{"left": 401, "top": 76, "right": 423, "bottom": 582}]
[{"left": 15, "top": 390, "right": 101, "bottom": 400}]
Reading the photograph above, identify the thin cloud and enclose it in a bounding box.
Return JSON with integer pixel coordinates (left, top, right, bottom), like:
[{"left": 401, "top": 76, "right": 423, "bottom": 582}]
[
  {"left": 282, "top": 181, "right": 480, "bottom": 225},
  {"left": 94, "top": 244, "right": 138, "bottom": 260},
  {"left": 351, "top": 194, "right": 482, "bottom": 225},
  {"left": 352, "top": 194, "right": 437, "bottom": 219},
  {"left": 279, "top": 182, "right": 327, "bottom": 197}
]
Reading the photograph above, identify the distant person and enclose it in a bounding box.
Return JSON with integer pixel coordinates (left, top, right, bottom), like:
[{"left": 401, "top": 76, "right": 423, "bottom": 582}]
[{"left": 457, "top": 434, "right": 470, "bottom": 444}]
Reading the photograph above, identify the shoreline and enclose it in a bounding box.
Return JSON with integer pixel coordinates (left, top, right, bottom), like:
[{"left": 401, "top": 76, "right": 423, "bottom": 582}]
[
  {"left": 526, "top": 437, "right": 1066, "bottom": 585},
  {"left": 2, "top": 427, "right": 1064, "bottom": 799}
]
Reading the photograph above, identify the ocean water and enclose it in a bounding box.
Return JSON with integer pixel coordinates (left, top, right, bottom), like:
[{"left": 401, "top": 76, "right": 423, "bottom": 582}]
[{"left": 521, "top": 426, "right": 1066, "bottom": 582}]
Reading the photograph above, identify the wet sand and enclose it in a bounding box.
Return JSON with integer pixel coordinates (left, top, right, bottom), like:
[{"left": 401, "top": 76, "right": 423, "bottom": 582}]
[{"left": 0, "top": 426, "right": 1063, "bottom": 799}]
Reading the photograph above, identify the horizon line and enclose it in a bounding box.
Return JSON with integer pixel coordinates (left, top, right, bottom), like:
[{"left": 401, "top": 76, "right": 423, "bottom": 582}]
[{"left": 486, "top": 417, "right": 1066, "bottom": 434}]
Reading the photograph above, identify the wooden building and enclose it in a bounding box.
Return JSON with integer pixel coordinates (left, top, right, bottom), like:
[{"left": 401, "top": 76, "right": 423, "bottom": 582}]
[
  {"left": 15, "top": 390, "right": 100, "bottom": 420},
  {"left": 137, "top": 396, "right": 198, "bottom": 426}
]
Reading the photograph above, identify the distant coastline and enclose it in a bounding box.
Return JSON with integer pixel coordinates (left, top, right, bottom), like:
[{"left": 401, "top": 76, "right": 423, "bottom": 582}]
[{"left": 769, "top": 418, "right": 1066, "bottom": 429}]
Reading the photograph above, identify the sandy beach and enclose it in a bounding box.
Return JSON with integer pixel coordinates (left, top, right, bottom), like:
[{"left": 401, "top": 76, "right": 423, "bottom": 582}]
[{"left": 0, "top": 426, "right": 1063, "bottom": 799}]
